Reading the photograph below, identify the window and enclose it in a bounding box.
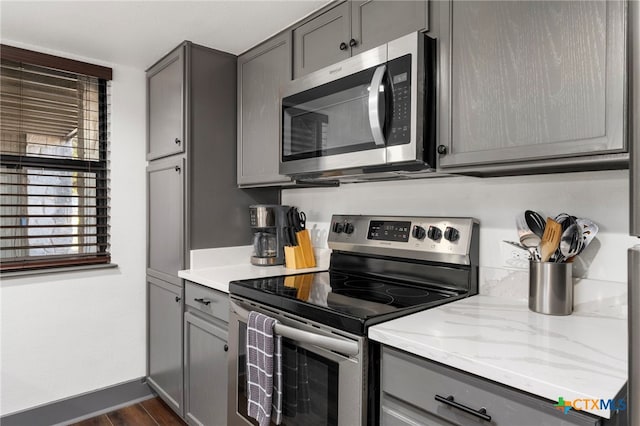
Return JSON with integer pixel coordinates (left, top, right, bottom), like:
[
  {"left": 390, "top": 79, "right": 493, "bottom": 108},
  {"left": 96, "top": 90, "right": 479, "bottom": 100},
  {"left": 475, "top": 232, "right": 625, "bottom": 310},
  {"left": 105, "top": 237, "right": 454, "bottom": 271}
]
[{"left": 1, "top": 45, "right": 113, "bottom": 272}]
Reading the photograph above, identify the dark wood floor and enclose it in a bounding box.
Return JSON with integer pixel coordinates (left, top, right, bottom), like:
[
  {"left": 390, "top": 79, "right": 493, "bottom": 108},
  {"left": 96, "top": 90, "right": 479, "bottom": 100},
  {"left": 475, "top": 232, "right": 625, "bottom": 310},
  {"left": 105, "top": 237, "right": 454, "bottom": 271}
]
[{"left": 70, "top": 397, "right": 185, "bottom": 426}]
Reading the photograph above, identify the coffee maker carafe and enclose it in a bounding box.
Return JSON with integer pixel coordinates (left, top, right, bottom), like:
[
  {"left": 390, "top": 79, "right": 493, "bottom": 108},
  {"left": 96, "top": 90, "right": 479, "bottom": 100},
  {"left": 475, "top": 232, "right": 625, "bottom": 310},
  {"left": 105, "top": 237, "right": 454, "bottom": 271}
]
[{"left": 249, "top": 205, "right": 289, "bottom": 266}]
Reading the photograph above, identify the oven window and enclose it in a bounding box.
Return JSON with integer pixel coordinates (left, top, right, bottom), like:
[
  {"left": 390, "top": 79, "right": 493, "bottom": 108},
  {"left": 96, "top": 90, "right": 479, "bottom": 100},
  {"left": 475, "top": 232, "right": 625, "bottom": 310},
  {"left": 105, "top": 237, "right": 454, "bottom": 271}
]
[
  {"left": 238, "top": 323, "right": 339, "bottom": 425},
  {"left": 282, "top": 66, "right": 382, "bottom": 162}
]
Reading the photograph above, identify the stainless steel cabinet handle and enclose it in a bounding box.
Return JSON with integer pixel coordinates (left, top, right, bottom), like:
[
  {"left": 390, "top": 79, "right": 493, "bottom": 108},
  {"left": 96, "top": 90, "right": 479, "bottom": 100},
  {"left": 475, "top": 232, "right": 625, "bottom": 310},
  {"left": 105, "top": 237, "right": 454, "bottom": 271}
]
[
  {"left": 435, "top": 395, "right": 491, "bottom": 422},
  {"left": 194, "top": 297, "right": 212, "bottom": 306},
  {"left": 368, "top": 65, "right": 387, "bottom": 147}
]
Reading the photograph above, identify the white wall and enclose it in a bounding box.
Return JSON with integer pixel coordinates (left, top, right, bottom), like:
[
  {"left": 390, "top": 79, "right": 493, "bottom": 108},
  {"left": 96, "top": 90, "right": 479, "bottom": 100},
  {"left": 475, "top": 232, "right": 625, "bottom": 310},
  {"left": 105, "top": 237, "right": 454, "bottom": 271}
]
[
  {"left": 0, "top": 43, "right": 147, "bottom": 416},
  {"left": 282, "top": 169, "right": 636, "bottom": 284}
]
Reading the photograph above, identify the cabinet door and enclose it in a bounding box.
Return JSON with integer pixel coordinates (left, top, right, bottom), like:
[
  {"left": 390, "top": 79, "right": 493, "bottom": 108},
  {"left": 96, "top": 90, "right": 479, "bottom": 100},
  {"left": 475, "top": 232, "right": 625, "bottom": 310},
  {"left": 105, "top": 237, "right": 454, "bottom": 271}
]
[
  {"left": 147, "top": 46, "right": 185, "bottom": 160},
  {"left": 437, "top": 1, "right": 626, "bottom": 170},
  {"left": 237, "top": 33, "right": 293, "bottom": 187},
  {"left": 381, "top": 347, "right": 600, "bottom": 426},
  {"left": 351, "top": 1, "right": 428, "bottom": 55},
  {"left": 293, "top": 2, "right": 351, "bottom": 79},
  {"left": 382, "top": 393, "right": 450, "bottom": 426},
  {"left": 147, "top": 277, "right": 183, "bottom": 416},
  {"left": 184, "top": 311, "right": 228, "bottom": 426},
  {"left": 147, "top": 157, "right": 184, "bottom": 284}
]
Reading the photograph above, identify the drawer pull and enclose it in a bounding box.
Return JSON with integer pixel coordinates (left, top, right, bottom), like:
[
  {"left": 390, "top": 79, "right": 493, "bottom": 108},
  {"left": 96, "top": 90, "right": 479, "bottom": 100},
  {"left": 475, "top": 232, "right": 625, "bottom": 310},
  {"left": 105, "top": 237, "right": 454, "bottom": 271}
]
[
  {"left": 435, "top": 394, "right": 491, "bottom": 422},
  {"left": 194, "top": 298, "right": 212, "bottom": 306}
]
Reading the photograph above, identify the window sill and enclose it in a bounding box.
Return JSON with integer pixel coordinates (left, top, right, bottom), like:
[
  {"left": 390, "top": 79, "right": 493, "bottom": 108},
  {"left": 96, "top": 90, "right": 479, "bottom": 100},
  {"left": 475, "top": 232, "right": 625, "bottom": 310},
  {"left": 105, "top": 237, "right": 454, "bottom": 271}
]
[{"left": 1, "top": 263, "right": 118, "bottom": 279}]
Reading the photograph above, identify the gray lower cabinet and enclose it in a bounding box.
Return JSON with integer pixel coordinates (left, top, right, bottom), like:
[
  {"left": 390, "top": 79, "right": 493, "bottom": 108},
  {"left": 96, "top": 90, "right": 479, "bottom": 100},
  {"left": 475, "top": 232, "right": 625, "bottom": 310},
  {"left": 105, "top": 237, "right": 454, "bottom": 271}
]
[
  {"left": 381, "top": 346, "right": 603, "bottom": 426},
  {"left": 237, "top": 32, "right": 293, "bottom": 187},
  {"left": 147, "top": 45, "right": 185, "bottom": 161},
  {"left": 293, "top": 0, "right": 428, "bottom": 79},
  {"left": 184, "top": 281, "right": 229, "bottom": 426},
  {"left": 435, "top": 0, "right": 627, "bottom": 173},
  {"left": 147, "top": 276, "right": 184, "bottom": 416}
]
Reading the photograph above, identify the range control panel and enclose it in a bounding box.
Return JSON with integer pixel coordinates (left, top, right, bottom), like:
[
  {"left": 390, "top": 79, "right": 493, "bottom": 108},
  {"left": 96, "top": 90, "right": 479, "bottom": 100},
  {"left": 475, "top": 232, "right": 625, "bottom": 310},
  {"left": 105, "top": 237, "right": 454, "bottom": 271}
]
[{"left": 328, "top": 215, "right": 479, "bottom": 265}]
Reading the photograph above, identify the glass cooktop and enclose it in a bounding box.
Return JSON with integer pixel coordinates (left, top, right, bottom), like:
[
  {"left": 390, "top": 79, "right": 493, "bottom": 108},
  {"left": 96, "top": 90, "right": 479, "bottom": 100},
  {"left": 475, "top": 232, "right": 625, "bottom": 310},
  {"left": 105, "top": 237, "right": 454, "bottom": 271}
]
[{"left": 229, "top": 271, "right": 466, "bottom": 335}]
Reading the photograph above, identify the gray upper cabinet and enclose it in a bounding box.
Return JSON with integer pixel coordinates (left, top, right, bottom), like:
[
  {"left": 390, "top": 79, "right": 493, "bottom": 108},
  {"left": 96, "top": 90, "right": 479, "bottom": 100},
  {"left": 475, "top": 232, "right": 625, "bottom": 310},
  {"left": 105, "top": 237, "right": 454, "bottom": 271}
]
[
  {"left": 148, "top": 277, "right": 184, "bottom": 416},
  {"left": 293, "top": 2, "right": 351, "bottom": 79},
  {"left": 293, "top": 1, "right": 428, "bottom": 79},
  {"left": 436, "top": 1, "right": 627, "bottom": 173},
  {"left": 147, "top": 156, "right": 184, "bottom": 285},
  {"left": 147, "top": 47, "right": 185, "bottom": 161},
  {"left": 237, "top": 33, "right": 293, "bottom": 187},
  {"left": 146, "top": 42, "right": 279, "bottom": 279},
  {"left": 351, "top": 0, "right": 428, "bottom": 55}
]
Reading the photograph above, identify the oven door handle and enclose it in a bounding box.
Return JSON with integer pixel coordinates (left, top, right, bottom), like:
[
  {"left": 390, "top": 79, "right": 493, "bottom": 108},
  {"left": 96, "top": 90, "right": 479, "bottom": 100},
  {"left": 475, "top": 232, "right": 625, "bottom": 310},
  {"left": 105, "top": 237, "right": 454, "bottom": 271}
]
[
  {"left": 231, "top": 302, "right": 360, "bottom": 356},
  {"left": 368, "top": 64, "right": 387, "bottom": 147}
]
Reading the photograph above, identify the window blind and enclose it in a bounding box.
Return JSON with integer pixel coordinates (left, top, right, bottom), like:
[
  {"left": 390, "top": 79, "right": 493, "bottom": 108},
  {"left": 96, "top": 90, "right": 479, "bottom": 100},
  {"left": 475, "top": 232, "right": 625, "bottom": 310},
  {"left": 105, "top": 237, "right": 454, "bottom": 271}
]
[{"left": 1, "top": 48, "right": 111, "bottom": 272}]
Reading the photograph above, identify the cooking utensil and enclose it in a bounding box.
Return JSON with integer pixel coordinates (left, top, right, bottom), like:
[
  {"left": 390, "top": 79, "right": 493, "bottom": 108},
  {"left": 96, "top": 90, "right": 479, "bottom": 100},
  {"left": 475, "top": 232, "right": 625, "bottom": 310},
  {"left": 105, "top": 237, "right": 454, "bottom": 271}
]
[
  {"left": 550, "top": 213, "right": 578, "bottom": 261},
  {"left": 525, "top": 210, "right": 546, "bottom": 238},
  {"left": 539, "top": 218, "right": 562, "bottom": 262},
  {"left": 554, "top": 213, "right": 577, "bottom": 232},
  {"left": 516, "top": 214, "right": 540, "bottom": 259},
  {"left": 503, "top": 240, "right": 537, "bottom": 261},
  {"left": 575, "top": 218, "right": 599, "bottom": 255},
  {"left": 557, "top": 224, "right": 583, "bottom": 263}
]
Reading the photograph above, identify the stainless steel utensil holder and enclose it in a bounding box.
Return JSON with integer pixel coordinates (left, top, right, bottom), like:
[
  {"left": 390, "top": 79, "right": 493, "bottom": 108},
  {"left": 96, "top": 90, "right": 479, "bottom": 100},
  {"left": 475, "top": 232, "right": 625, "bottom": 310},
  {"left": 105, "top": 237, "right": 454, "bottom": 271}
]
[{"left": 529, "top": 261, "right": 573, "bottom": 315}]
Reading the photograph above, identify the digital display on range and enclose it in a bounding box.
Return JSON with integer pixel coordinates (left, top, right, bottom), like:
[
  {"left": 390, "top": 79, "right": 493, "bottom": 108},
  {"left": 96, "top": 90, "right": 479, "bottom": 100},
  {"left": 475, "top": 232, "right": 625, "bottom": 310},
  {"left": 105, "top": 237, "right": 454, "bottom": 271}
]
[{"left": 368, "top": 221, "right": 411, "bottom": 242}]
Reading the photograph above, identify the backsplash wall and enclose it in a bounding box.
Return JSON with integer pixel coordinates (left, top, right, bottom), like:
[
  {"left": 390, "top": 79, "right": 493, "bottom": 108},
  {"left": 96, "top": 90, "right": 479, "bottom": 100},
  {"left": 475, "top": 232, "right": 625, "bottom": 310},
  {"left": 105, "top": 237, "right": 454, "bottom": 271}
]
[{"left": 282, "top": 169, "right": 635, "bottom": 284}]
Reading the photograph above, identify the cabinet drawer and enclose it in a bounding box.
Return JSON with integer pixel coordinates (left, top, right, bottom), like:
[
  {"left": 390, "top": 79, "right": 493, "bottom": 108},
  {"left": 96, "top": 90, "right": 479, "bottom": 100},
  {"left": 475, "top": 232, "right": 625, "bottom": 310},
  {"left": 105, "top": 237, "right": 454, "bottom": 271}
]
[
  {"left": 185, "top": 281, "right": 229, "bottom": 322},
  {"left": 382, "top": 347, "right": 599, "bottom": 426}
]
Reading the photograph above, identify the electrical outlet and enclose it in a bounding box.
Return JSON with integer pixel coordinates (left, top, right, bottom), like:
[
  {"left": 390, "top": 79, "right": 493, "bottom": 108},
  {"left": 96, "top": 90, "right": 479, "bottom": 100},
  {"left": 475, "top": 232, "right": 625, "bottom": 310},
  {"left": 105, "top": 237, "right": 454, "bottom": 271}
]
[{"left": 499, "top": 242, "right": 529, "bottom": 269}]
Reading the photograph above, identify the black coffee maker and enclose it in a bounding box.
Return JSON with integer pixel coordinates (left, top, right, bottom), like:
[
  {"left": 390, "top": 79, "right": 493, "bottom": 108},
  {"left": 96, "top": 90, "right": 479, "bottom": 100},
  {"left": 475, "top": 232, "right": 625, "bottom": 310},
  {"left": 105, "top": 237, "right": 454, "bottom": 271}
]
[{"left": 249, "top": 205, "right": 289, "bottom": 266}]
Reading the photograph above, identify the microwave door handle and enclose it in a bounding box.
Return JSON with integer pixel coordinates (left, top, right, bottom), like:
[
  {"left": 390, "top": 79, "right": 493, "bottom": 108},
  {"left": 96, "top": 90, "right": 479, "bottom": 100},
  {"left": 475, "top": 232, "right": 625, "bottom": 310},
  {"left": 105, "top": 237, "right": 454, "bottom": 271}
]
[
  {"left": 368, "top": 65, "right": 387, "bottom": 147},
  {"left": 231, "top": 302, "right": 360, "bottom": 356}
]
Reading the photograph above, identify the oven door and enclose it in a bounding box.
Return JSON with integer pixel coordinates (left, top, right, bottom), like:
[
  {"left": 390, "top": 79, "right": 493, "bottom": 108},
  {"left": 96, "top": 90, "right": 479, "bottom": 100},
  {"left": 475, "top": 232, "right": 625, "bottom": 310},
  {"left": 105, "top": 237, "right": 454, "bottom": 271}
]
[{"left": 228, "top": 297, "right": 366, "bottom": 426}]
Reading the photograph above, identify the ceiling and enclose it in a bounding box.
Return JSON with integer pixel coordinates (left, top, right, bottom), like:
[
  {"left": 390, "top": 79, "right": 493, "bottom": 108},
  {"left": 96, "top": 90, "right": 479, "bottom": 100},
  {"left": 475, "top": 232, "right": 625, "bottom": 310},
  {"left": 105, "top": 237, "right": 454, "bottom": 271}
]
[{"left": 0, "top": 1, "right": 328, "bottom": 70}]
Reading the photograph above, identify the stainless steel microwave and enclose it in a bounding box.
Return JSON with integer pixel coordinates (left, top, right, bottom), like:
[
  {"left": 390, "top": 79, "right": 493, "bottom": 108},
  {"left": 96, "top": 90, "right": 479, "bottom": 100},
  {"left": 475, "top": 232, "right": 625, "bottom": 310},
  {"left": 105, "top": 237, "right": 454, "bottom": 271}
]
[{"left": 280, "top": 32, "right": 436, "bottom": 180}]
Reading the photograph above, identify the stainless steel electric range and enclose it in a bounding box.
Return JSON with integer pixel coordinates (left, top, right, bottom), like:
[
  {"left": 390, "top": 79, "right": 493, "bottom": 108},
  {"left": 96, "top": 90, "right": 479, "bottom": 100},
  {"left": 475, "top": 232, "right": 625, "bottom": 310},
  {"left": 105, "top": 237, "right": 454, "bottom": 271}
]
[{"left": 228, "top": 215, "right": 479, "bottom": 426}]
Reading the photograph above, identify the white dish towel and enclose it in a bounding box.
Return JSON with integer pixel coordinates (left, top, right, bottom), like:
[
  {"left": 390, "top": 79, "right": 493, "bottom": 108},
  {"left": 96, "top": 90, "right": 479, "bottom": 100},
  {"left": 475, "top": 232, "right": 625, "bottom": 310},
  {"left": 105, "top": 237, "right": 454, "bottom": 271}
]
[{"left": 246, "top": 311, "right": 283, "bottom": 426}]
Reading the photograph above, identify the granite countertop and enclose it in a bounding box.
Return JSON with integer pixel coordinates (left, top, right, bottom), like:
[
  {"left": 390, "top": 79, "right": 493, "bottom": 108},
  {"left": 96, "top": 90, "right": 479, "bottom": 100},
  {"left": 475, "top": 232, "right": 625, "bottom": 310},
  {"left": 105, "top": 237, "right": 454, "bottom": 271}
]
[
  {"left": 368, "top": 278, "right": 627, "bottom": 419},
  {"left": 178, "top": 246, "right": 330, "bottom": 293}
]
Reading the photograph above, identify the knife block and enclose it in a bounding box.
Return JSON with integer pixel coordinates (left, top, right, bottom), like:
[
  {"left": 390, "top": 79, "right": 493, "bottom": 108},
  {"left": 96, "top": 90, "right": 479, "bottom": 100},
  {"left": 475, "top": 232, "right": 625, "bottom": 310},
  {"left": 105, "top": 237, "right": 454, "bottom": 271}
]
[{"left": 284, "top": 230, "right": 316, "bottom": 269}]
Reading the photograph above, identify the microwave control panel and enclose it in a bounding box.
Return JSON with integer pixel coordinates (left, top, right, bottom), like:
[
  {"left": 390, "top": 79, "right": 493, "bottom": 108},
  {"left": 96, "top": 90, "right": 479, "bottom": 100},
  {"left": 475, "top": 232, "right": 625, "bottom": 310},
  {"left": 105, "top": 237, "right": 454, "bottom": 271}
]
[{"left": 387, "top": 54, "right": 412, "bottom": 146}]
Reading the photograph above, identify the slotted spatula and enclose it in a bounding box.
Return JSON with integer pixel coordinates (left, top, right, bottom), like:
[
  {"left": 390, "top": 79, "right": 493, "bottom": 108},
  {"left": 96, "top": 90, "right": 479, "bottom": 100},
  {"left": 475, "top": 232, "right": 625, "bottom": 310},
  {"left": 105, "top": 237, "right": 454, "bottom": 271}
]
[{"left": 539, "top": 218, "right": 562, "bottom": 262}]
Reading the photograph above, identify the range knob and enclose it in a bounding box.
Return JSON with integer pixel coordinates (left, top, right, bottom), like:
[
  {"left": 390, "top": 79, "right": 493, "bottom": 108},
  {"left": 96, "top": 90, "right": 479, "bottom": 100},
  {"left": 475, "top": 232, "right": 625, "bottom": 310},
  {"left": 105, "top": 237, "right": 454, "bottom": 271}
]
[
  {"left": 344, "top": 223, "right": 354, "bottom": 234},
  {"left": 332, "top": 222, "right": 344, "bottom": 233},
  {"left": 412, "top": 225, "right": 426, "bottom": 240},
  {"left": 427, "top": 226, "right": 442, "bottom": 241},
  {"left": 444, "top": 226, "right": 460, "bottom": 242}
]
